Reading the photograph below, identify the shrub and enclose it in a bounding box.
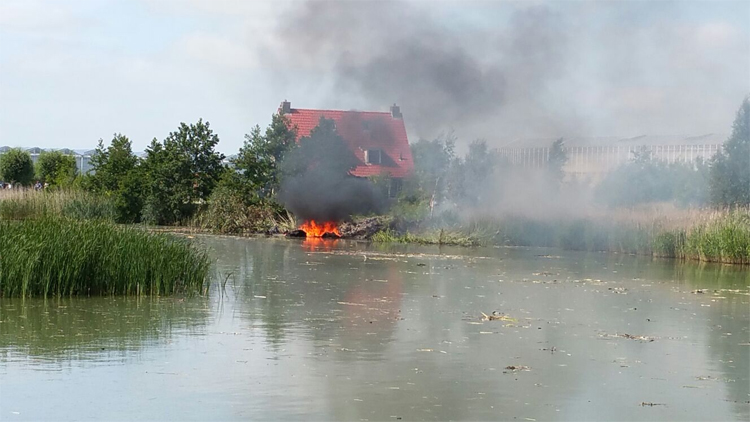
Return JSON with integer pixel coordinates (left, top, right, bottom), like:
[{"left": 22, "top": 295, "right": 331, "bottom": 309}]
[{"left": 0, "top": 148, "right": 35, "bottom": 186}]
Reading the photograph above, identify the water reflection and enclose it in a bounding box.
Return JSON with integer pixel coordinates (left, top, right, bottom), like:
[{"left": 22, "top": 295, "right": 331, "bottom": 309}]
[
  {"left": 1, "top": 236, "right": 747, "bottom": 421},
  {"left": 0, "top": 296, "right": 210, "bottom": 365}
]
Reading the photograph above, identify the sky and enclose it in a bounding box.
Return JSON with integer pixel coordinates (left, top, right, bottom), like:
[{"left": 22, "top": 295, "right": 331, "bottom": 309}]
[{"left": 0, "top": 0, "right": 748, "bottom": 154}]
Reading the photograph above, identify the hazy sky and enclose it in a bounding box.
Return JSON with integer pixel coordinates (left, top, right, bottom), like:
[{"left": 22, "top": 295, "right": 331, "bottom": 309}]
[{"left": 1, "top": 0, "right": 748, "bottom": 153}]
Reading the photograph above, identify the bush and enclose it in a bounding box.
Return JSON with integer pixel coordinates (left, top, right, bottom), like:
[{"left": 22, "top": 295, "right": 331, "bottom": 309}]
[
  {"left": 710, "top": 97, "right": 750, "bottom": 206},
  {"left": 195, "top": 186, "right": 275, "bottom": 234},
  {"left": 36, "top": 150, "right": 78, "bottom": 187},
  {"left": 0, "top": 148, "right": 35, "bottom": 186}
]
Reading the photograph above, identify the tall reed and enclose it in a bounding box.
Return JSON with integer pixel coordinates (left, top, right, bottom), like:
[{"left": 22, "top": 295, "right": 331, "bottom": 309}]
[
  {"left": 0, "top": 218, "right": 210, "bottom": 297},
  {"left": 0, "top": 189, "right": 115, "bottom": 221},
  {"left": 373, "top": 208, "right": 750, "bottom": 265}
]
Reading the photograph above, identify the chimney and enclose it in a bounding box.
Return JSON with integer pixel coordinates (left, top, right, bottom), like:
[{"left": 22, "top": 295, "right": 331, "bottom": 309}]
[
  {"left": 280, "top": 100, "right": 291, "bottom": 114},
  {"left": 390, "top": 103, "right": 402, "bottom": 119}
]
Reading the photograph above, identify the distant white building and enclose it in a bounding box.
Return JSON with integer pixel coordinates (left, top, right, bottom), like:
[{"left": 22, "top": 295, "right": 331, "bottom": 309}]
[{"left": 0, "top": 146, "right": 97, "bottom": 174}]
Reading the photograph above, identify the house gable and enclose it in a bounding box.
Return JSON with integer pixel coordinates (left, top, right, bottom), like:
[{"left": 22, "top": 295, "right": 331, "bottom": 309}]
[{"left": 280, "top": 102, "right": 414, "bottom": 178}]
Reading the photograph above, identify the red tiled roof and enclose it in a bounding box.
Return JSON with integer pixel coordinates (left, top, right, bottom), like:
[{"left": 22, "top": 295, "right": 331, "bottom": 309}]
[{"left": 283, "top": 107, "right": 414, "bottom": 178}]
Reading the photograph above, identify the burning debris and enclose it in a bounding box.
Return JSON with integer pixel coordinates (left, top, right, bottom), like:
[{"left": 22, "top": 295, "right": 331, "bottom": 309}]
[
  {"left": 288, "top": 220, "right": 342, "bottom": 238},
  {"left": 279, "top": 117, "right": 387, "bottom": 237}
]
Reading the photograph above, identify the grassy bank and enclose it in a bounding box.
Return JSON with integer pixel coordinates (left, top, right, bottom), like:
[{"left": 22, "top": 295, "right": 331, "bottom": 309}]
[
  {"left": 373, "top": 208, "right": 750, "bottom": 265},
  {"left": 0, "top": 189, "right": 115, "bottom": 221},
  {"left": 0, "top": 218, "right": 210, "bottom": 297}
]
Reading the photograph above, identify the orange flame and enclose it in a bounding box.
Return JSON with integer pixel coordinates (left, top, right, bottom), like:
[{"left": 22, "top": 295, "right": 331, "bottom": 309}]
[{"left": 299, "top": 220, "right": 341, "bottom": 237}]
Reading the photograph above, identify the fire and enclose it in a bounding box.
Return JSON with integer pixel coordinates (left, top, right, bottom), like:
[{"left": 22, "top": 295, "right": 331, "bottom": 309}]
[{"left": 299, "top": 220, "right": 340, "bottom": 237}]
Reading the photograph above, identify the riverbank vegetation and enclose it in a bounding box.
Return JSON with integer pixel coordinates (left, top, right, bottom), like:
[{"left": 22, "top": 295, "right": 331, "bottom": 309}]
[
  {"left": 1, "top": 99, "right": 747, "bottom": 265},
  {"left": 0, "top": 189, "right": 115, "bottom": 221},
  {"left": 371, "top": 208, "right": 749, "bottom": 264},
  {"left": 0, "top": 218, "right": 210, "bottom": 298}
]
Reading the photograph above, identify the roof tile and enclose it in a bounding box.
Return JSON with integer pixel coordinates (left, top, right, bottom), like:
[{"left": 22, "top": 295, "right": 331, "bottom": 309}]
[{"left": 284, "top": 107, "right": 413, "bottom": 178}]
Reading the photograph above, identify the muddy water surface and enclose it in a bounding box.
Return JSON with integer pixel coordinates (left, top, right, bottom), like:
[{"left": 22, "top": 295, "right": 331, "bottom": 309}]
[{"left": 1, "top": 236, "right": 748, "bottom": 421}]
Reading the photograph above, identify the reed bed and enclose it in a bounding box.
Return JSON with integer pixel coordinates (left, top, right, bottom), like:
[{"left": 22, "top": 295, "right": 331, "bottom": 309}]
[
  {"left": 373, "top": 208, "right": 750, "bottom": 265},
  {"left": 0, "top": 189, "right": 115, "bottom": 221},
  {"left": 0, "top": 218, "right": 210, "bottom": 297}
]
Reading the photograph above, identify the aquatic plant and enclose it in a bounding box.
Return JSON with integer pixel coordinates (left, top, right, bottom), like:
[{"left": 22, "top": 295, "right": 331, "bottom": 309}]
[
  {"left": 372, "top": 228, "right": 484, "bottom": 246},
  {"left": 0, "top": 218, "right": 210, "bottom": 297},
  {"left": 372, "top": 208, "right": 750, "bottom": 264},
  {"left": 0, "top": 189, "right": 115, "bottom": 222}
]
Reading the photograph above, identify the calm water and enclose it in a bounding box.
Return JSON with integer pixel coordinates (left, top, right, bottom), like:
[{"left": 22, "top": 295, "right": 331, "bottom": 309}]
[{"left": 1, "top": 236, "right": 748, "bottom": 421}]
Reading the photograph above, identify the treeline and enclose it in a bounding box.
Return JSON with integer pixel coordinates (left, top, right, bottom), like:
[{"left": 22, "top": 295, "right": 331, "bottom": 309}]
[
  {"left": 597, "top": 98, "right": 748, "bottom": 208},
  {"left": 399, "top": 97, "right": 749, "bottom": 217},
  {"left": 0, "top": 149, "right": 78, "bottom": 188},
  {"left": 2, "top": 98, "right": 747, "bottom": 231},
  {"left": 0, "top": 116, "right": 297, "bottom": 228}
]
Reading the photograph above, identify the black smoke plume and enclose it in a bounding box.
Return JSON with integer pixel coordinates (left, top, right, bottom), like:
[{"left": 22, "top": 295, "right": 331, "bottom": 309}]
[
  {"left": 271, "top": 0, "right": 569, "bottom": 140},
  {"left": 278, "top": 117, "right": 386, "bottom": 222}
]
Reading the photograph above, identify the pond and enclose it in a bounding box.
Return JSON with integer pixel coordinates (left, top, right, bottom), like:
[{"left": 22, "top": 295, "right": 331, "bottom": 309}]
[{"left": 1, "top": 236, "right": 748, "bottom": 421}]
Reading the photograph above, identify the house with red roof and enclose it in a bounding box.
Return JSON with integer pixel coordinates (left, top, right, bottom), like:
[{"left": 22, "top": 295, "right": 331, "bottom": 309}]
[{"left": 279, "top": 101, "right": 414, "bottom": 195}]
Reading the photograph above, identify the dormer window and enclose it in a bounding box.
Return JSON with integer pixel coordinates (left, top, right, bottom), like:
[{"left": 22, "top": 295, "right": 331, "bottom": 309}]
[{"left": 365, "top": 149, "right": 382, "bottom": 164}]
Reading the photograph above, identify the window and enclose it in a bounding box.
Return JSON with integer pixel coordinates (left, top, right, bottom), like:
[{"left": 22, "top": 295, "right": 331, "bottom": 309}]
[{"left": 365, "top": 149, "right": 382, "bottom": 164}]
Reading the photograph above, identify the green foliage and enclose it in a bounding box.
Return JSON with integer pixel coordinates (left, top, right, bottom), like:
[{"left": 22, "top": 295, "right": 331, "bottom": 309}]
[
  {"left": 141, "top": 120, "right": 226, "bottom": 225},
  {"left": 372, "top": 228, "right": 484, "bottom": 246},
  {"left": 710, "top": 97, "right": 750, "bottom": 207},
  {"left": 232, "top": 113, "right": 297, "bottom": 204},
  {"left": 195, "top": 185, "right": 276, "bottom": 234},
  {"left": 85, "top": 134, "right": 144, "bottom": 223},
  {"left": 405, "top": 136, "right": 508, "bottom": 213},
  {"left": 679, "top": 211, "right": 750, "bottom": 264},
  {"left": 0, "top": 148, "right": 35, "bottom": 186},
  {"left": 595, "top": 151, "right": 710, "bottom": 207},
  {"left": 281, "top": 117, "right": 357, "bottom": 178},
  {"left": 35, "top": 150, "right": 77, "bottom": 187},
  {"left": 0, "top": 218, "right": 210, "bottom": 298},
  {"left": 0, "top": 190, "right": 115, "bottom": 221},
  {"left": 407, "top": 133, "right": 457, "bottom": 203}
]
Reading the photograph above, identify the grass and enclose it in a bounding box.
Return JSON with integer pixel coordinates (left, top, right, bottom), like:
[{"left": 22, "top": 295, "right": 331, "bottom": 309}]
[
  {"left": 372, "top": 207, "right": 750, "bottom": 265},
  {"left": 0, "top": 189, "right": 115, "bottom": 221},
  {"left": 0, "top": 217, "right": 211, "bottom": 297},
  {"left": 372, "top": 228, "right": 486, "bottom": 247}
]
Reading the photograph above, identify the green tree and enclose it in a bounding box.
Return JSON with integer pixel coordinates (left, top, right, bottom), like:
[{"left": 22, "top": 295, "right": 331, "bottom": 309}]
[
  {"left": 0, "top": 148, "right": 35, "bottom": 186},
  {"left": 710, "top": 97, "right": 750, "bottom": 206},
  {"left": 163, "top": 119, "right": 225, "bottom": 202},
  {"left": 141, "top": 120, "right": 226, "bottom": 225},
  {"left": 458, "top": 139, "right": 500, "bottom": 205},
  {"left": 36, "top": 150, "right": 77, "bottom": 186},
  {"left": 85, "top": 134, "right": 143, "bottom": 223},
  {"left": 409, "top": 133, "right": 457, "bottom": 203},
  {"left": 281, "top": 117, "right": 357, "bottom": 178},
  {"left": 595, "top": 149, "right": 709, "bottom": 208},
  {"left": 232, "top": 113, "right": 297, "bottom": 203}
]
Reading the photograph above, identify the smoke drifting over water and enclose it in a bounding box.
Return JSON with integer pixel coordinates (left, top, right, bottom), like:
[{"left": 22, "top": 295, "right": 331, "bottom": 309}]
[{"left": 269, "top": 0, "right": 748, "bottom": 142}]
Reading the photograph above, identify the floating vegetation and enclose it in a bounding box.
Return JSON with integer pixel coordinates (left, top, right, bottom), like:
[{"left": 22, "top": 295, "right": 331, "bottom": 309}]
[
  {"left": 481, "top": 311, "right": 518, "bottom": 323},
  {"left": 600, "top": 333, "right": 656, "bottom": 342},
  {"left": 504, "top": 365, "right": 531, "bottom": 372},
  {"left": 0, "top": 218, "right": 210, "bottom": 297}
]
